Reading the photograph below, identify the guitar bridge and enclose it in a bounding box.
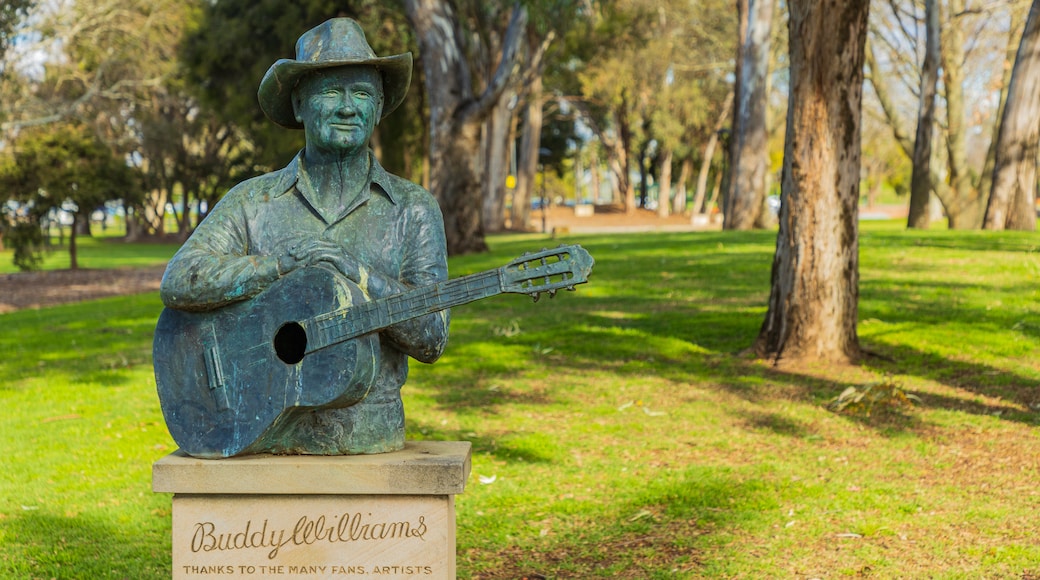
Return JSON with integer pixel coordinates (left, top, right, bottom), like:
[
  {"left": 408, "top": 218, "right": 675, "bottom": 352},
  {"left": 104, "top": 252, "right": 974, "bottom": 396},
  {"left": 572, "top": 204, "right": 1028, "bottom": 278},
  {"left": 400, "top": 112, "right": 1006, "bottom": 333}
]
[{"left": 203, "top": 326, "right": 230, "bottom": 412}]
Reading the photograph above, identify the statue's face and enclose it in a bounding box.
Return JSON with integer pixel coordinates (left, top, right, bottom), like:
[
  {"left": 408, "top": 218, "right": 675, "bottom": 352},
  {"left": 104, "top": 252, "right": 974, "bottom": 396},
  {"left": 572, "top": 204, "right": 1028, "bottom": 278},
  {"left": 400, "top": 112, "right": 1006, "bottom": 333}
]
[{"left": 293, "top": 66, "right": 383, "bottom": 156}]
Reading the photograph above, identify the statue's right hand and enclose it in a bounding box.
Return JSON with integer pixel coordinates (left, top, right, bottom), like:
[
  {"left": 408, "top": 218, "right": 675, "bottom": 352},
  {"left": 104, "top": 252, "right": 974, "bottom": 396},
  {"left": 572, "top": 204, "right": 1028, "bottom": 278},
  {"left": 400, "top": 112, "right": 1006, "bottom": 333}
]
[{"left": 284, "top": 240, "right": 363, "bottom": 284}]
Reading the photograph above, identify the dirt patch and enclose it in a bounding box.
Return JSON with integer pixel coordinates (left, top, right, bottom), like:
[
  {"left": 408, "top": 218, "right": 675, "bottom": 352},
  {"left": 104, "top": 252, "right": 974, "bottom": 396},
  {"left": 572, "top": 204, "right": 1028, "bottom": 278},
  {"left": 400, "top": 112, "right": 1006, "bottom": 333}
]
[
  {"left": 0, "top": 265, "right": 167, "bottom": 314},
  {"left": 529, "top": 205, "right": 712, "bottom": 234}
]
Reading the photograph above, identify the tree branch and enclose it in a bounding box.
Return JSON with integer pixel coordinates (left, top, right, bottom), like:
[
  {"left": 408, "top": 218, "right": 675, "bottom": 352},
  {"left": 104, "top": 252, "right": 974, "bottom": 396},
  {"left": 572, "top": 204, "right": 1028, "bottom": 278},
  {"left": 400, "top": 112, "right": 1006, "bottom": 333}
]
[{"left": 458, "top": 2, "right": 528, "bottom": 123}]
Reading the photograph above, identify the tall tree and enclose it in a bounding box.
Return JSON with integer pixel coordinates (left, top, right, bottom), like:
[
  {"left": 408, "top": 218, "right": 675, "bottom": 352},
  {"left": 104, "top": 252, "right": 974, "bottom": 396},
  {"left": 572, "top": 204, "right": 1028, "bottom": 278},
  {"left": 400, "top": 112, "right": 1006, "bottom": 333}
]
[
  {"left": 404, "top": 0, "right": 527, "bottom": 254},
  {"left": 906, "top": 0, "right": 940, "bottom": 229},
  {"left": 692, "top": 90, "right": 734, "bottom": 218},
  {"left": 755, "top": 0, "right": 870, "bottom": 364},
  {"left": 866, "top": 0, "right": 1018, "bottom": 230},
  {"left": 573, "top": 0, "right": 732, "bottom": 216},
  {"left": 724, "top": 0, "right": 774, "bottom": 230},
  {"left": 484, "top": 13, "right": 559, "bottom": 233},
  {"left": 983, "top": 0, "right": 1040, "bottom": 232},
  {"left": 940, "top": 0, "right": 984, "bottom": 229},
  {"left": 0, "top": 123, "right": 136, "bottom": 269}
]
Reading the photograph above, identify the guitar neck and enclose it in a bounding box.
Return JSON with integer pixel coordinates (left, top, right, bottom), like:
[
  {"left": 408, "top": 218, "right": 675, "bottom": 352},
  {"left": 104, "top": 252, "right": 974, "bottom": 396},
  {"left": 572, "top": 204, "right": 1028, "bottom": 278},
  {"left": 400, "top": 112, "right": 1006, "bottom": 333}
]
[{"left": 303, "top": 268, "right": 503, "bottom": 353}]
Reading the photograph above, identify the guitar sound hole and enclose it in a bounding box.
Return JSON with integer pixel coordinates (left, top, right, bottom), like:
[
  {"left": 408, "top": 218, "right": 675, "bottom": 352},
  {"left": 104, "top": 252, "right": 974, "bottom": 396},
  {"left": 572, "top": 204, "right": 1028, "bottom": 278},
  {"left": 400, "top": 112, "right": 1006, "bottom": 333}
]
[{"left": 274, "top": 322, "right": 307, "bottom": 364}]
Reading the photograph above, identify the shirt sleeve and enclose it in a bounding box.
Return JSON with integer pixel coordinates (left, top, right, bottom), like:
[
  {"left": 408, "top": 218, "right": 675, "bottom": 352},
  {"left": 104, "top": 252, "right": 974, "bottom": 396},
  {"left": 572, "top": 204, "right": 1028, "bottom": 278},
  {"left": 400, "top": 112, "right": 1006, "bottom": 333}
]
[
  {"left": 378, "top": 192, "right": 450, "bottom": 364},
  {"left": 159, "top": 188, "right": 282, "bottom": 312}
]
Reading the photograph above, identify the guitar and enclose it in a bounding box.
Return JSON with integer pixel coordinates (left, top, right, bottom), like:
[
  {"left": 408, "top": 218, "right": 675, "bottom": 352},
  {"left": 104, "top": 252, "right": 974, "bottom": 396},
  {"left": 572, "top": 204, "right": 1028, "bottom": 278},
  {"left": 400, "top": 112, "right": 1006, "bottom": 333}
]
[{"left": 153, "top": 244, "right": 594, "bottom": 458}]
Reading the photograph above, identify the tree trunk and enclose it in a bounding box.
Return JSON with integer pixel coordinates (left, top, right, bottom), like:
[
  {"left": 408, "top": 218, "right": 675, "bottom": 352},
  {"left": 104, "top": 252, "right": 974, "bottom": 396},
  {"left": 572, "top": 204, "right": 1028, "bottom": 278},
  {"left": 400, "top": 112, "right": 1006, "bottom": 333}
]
[
  {"left": 979, "top": 3, "right": 1027, "bottom": 208},
  {"left": 638, "top": 139, "right": 650, "bottom": 209},
  {"left": 617, "top": 104, "right": 636, "bottom": 212},
  {"left": 657, "top": 148, "right": 673, "bottom": 218},
  {"left": 907, "top": 0, "right": 940, "bottom": 229},
  {"left": 755, "top": 0, "right": 868, "bottom": 365},
  {"left": 726, "top": 0, "right": 748, "bottom": 218},
  {"left": 602, "top": 105, "right": 634, "bottom": 210},
  {"left": 69, "top": 212, "right": 79, "bottom": 270},
  {"left": 710, "top": 168, "right": 723, "bottom": 214},
  {"left": 483, "top": 94, "right": 514, "bottom": 232},
  {"left": 513, "top": 78, "right": 542, "bottom": 231},
  {"left": 673, "top": 157, "right": 691, "bottom": 214},
  {"left": 940, "top": 0, "right": 984, "bottom": 230},
  {"left": 589, "top": 144, "right": 602, "bottom": 204},
  {"left": 404, "top": 0, "right": 527, "bottom": 255},
  {"left": 984, "top": 0, "right": 1040, "bottom": 232},
  {"left": 694, "top": 91, "right": 734, "bottom": 219},
  {"left": 725, "top": 0, "right": 774, "bottom": 230}
]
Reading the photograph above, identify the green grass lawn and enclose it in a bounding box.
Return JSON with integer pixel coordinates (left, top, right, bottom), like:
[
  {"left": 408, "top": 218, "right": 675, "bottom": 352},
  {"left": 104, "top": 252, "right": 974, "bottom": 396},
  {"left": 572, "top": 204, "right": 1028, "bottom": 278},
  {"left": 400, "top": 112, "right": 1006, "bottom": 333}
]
[
  {"left": 3, "top": 222, "right": 1040, "bottom": 577},
  {"left": 0, "top": 234, "right": 179, "bottom": 274}
]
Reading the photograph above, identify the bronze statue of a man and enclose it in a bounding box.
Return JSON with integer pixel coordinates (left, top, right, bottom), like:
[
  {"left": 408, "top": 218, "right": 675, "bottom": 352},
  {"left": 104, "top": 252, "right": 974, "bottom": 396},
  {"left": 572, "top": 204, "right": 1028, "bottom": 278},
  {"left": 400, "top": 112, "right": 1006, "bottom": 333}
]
[{"left": 159, "top": 18, "right": 449, "bottom": 456}]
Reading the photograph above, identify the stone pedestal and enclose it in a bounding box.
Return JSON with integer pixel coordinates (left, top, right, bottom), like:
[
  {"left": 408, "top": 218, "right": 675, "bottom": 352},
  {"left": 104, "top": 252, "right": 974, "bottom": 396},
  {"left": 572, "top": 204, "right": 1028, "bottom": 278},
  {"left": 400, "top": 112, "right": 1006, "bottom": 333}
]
[{"left": 153, "top": 441, "right": 471, "bottom": 580}]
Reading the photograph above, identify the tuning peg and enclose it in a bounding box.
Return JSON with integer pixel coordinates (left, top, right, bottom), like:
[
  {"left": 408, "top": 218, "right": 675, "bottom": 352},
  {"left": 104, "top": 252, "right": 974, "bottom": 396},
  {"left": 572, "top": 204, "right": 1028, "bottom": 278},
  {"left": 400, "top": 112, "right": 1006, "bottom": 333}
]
[
  {"left": 549, "top": 289, "right": 557, "bottom": 298},
  {"left": 532, "top": 293, "right": 541, "bottom": 303},
  {"left": 566, "top": 286, "right": 576, "bottom": 291}
]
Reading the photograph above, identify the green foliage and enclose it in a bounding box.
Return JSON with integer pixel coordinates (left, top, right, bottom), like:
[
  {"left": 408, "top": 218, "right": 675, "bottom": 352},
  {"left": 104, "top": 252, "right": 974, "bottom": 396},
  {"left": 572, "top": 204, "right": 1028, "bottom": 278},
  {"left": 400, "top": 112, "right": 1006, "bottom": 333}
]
[
  {"left": 565, "top": 0, "right": 735, "bottom": 197},
  {"left": 0, "top": 0, "right": 32, "bottom": 62},
  {"left": 6, "top": 221, "right": 44, "bottom": 271},
  {"left": 0, "top": 122, "right": 137, "bottom": 268}
]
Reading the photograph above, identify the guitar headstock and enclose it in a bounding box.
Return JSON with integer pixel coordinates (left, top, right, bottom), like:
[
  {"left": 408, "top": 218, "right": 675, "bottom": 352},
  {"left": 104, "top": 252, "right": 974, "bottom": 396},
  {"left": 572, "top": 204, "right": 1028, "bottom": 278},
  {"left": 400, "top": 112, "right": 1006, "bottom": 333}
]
[{"left": 501, "top": 244, "right": 595, "bottom": 300}]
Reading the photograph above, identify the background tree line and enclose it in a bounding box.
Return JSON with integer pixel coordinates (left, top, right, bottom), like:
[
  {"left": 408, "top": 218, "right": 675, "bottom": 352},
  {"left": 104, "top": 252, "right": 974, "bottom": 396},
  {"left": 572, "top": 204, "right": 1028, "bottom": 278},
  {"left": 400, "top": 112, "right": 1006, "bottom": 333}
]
[{"left": 2, "top": 0, "right": 1040, "bottom": 364}]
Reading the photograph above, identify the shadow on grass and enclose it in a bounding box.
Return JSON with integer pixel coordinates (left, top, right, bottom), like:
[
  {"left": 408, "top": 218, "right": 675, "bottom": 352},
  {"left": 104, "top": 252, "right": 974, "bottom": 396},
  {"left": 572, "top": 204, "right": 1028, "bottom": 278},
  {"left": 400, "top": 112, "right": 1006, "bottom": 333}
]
[
  {"left": 462, "top": 464, "right": 774, "bottom": 578},
  {"left": 406, "top": 419, "right": 557, "bottom": 464},
  {"left": 448, "top": 230, "right": 1040, "bottom": 433},
  {"left": 862, "top": 228, "right": 1040, "bottom": 254},
  {"left": 0, "top": 294, "right": 161, "bottom": 387},
  {"left": 860, "top": 343, "right": 1040, "bottom": 417},
  {"left": 0, "top": 510, "right": 169, "bottom": 578}
]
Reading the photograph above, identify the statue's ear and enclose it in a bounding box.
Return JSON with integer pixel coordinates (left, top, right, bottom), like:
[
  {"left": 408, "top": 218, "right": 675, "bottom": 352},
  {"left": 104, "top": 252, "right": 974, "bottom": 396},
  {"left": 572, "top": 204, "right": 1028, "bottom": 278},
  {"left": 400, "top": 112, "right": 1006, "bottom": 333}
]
[{"left": 292, "top": 94, "right": 303, "bottom": 124}]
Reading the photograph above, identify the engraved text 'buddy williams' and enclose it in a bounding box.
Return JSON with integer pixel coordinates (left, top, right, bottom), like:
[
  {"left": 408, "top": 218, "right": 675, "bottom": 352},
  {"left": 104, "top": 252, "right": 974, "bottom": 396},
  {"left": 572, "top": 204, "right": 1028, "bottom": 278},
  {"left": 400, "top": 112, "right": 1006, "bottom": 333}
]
[{"left": 190, "top": 512, "right": 428, "bottom": 560}]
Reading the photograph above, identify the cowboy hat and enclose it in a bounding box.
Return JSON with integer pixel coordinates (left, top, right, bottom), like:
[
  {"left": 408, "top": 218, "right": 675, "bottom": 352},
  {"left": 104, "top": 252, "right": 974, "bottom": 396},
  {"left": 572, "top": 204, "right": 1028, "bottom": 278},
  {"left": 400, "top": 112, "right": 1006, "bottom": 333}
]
[{"left": 258, "top": 18, "right": 412, "bottom": 129}]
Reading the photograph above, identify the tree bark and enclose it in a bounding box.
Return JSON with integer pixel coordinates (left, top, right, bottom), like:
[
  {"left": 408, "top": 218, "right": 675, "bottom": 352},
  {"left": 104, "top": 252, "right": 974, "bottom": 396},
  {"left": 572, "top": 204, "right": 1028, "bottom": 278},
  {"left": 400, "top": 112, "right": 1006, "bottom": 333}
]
[
  {"left": 673, "top": 157, "right": 691, "bottom": 214},
  {"left": 482, "top": 94, "right": 515, "bottom": 232},
  {"left": 600, "top": 103, "right": 635, "bottom": 210},
  {"left": 589, "top": 142, "right": 602, "bottom": 204},
  {"left": 725, "top": 0, "right": 773, "bottom": 230},
  {"left": 979, "top": 2, "right": 1027, "bottom": 207},
  {"left": 984, "top": 0, "right": 1040, "bottom": 232},
  {"left": 694, "top": 90, "right": 734, "bottom": 220},
  {"left": 69, "top": 212, "right": 79, "bottom": 270},
  {"left": 404, "top": 0, "right": 527, "bottom": 255},
  {"left": 907, "top": 0, "right": 940, "bottom": 229},
  {"left": 755, "top": 0, "right": 869, "bottom": 365},
  {"left": 657, "top": 148, "right": 673, "bottom": 218},
  {"left": 940, "top": 0, "right": 984, "bottom": 230},
  {"left": 513, "top": 76, "right": 542, "bottom": 230}
]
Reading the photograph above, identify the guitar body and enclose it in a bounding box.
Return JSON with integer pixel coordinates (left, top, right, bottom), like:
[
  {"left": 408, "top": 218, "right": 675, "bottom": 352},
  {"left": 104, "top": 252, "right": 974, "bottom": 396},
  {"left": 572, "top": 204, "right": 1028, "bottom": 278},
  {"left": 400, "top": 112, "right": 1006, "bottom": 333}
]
[{"left": 154, "top": 266, "right": 379, "bottom": 458}]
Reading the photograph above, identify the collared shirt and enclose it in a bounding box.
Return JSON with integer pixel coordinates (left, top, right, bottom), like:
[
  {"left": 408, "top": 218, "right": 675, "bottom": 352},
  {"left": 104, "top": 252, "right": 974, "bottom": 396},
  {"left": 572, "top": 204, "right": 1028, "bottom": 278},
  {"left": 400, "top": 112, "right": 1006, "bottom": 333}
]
[
  {"left": 160, "top": 151, "right": 449, "bottom": 454},
  {"left": 162, "top": 151, "right": 448, "bottom": 313}
]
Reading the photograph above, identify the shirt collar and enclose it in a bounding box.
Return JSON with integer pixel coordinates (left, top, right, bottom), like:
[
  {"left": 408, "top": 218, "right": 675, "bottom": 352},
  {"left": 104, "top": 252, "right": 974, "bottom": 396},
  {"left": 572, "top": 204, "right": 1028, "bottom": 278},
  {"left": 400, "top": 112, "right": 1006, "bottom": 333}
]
[{"left": 272, "top": 150, "right": 399, "bottom": 206}]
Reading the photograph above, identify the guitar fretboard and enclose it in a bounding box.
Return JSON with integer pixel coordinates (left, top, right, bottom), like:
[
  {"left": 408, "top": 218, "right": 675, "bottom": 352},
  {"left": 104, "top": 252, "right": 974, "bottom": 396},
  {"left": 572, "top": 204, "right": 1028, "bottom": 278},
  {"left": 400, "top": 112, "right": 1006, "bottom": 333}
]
[{"left": 303, "top": 269, "right": 503, "bottom": 353}]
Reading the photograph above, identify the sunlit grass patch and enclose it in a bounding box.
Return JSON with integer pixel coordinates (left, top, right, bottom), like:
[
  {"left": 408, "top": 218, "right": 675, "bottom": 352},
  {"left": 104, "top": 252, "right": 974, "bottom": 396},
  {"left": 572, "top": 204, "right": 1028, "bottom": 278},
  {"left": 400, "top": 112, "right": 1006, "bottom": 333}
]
[{"left": 3, "top": 223, "right": 1040, "bottom": 576}]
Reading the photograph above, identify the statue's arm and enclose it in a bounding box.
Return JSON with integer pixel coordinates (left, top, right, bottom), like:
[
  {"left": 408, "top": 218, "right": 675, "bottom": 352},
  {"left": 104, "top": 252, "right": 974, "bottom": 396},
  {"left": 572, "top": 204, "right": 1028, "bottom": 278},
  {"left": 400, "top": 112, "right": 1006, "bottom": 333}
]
[
  {"left": 159, "top": 196, "right": 284, "bottom": 312},
  {"left": 364, "top": 199, "right": 450, "bottom": 364}
]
